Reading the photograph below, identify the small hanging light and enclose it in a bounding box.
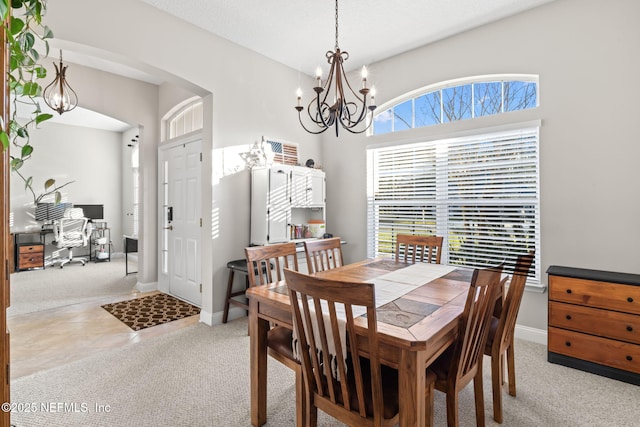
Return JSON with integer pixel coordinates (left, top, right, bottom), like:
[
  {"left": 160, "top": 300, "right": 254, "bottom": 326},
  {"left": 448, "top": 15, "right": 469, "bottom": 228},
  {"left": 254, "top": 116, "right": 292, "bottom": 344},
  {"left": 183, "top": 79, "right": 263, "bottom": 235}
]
[{"left": 43, "top": 50, "right": 78, "bottom": 115}]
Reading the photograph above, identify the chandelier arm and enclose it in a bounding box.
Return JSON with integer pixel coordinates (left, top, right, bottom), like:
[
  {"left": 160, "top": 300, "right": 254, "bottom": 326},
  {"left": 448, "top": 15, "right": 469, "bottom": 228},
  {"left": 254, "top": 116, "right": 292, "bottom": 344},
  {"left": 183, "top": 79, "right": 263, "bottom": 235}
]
[{"left": 298, "top": 111, "right": 329, "bottom": 135}]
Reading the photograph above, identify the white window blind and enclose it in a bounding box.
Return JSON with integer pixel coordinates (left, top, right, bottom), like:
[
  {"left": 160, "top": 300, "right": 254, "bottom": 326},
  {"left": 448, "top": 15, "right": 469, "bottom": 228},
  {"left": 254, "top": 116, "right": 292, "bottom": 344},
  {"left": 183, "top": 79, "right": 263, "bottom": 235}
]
[{"left": 367, "top": 126, "right": 540, "bottom": 285}]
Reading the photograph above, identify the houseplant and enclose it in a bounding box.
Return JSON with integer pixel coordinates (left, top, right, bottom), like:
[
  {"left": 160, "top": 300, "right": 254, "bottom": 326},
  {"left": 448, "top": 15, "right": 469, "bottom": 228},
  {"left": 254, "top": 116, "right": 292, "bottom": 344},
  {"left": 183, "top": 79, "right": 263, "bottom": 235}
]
[{"left": 0, "top": 0, "right": 72, "bottom": 204}]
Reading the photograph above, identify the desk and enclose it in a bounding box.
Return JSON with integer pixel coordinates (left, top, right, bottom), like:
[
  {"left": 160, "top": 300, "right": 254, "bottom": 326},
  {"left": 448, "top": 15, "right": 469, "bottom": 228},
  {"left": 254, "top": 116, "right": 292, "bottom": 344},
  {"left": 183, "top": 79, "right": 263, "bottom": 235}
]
[
  {"left": 247, "top": 258, "right": 496, "bottom": 427},
  {"left": 124, "top": 236, "right": 138, "bottom": 275}
]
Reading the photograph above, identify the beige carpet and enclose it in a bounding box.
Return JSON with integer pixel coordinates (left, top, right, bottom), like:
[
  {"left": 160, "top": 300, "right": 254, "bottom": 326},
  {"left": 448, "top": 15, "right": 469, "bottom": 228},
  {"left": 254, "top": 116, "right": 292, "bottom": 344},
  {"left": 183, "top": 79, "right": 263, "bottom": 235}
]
[
  {"left": 8, "top": 257, "right": 137, "bottom": 316},
  {"left": 10, "top": 318, "right": 640, "bottom": 427}
]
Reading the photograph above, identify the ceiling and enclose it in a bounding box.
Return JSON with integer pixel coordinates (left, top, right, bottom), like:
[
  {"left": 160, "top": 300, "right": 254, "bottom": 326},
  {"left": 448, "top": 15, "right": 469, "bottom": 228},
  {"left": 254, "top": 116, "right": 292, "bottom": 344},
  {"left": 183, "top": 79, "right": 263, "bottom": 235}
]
[
  {"left": 46, "top": 0, "right": 557, "bottom": 131},
  {"left": 138, "top": 0, "right": 556, "bottom": 75}
]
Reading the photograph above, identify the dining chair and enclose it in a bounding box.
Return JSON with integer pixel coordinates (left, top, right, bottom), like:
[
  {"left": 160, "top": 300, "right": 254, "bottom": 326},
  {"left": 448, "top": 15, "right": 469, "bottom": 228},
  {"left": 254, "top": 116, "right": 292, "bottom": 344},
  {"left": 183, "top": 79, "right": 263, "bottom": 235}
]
[
  {"left": 244, "top": 242, "right": 304, "bottom": 426},
  {"left": 426, "top": 263, "right": 504, "bottom": 427},
  {"left": 395, "top": 234, "right": 444, "bottom": 264},
  {"left": 484, "top": 250, "right": 535, "bottom": 423},
  {"left": 303, "top": 237, "right": 344, "bottom": 274},
  {"left": 284, "top": 268, "right": 428, "bottom": 427}
]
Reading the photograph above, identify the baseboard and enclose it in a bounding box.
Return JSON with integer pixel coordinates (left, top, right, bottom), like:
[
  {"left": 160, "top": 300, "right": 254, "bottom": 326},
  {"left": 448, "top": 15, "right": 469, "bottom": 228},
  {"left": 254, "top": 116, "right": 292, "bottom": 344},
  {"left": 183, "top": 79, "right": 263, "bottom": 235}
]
[
  {"left": 135, "top": 280, "right": 157, "bottom": 293},
  {"left": 199, "top": 310, "right": 214, "bottom": 326},
  {"left": 514, "top": 324, "right": 547, "bottom": 345}
]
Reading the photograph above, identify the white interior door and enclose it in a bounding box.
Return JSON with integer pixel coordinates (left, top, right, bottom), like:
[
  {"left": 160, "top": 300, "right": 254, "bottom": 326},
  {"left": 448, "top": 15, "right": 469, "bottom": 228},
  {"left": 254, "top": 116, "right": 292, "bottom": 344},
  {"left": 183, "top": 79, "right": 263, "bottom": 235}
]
[{"left": 164, "top": 140, "right": 202, "bottom": 305}]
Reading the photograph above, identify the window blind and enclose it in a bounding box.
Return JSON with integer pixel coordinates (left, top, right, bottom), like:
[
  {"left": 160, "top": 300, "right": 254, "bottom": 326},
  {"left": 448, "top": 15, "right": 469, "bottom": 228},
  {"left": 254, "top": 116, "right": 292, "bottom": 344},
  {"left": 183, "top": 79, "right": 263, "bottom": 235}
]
[{"left": 367, "top": 127, "right": 540, "bottom": 285}]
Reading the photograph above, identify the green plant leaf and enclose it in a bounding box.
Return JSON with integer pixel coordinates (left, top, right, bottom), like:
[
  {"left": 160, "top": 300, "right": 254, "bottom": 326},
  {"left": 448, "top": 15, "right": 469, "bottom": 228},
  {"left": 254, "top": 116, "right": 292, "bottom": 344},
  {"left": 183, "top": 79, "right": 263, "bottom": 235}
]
[
  {"left": 0, "top": 0, "right": 9, "bottom": 21},
  {"left": 9, "top": 17, "right": 24, "bottom": 35},
  {"left": 44, "top": 178, "right": 55, "bottom": 190},
  {"left": 25, "top": 176, "right": 32, "bottom": 189},
  {"left": 21, "top": 144, "right": 33, "bottom": 158},
  {"left": 16, "top": 126, "right": 28, "bottom": 138},
  {"left": 24, "top": 32, "right": 35, "bottom": 50},
  {"left": 35, "top": 65, "right": 47, "bottom": 78},
  {"left": 42, "top": 25, "right": 53, "bottom": 39},
  {"left": 11, "top": 0, "right": 23, "bottom": 9},
  {"left": 10, "top": 158, "right": 23, "bottom": 171},
  {"left": 0, "top": 131, "right": 9, "bottom": 150},
  {"left": 54, "top": 191, "right": 62, "bottom": 204},
  {"left": 35, "top": 113, "right": 52, "bottom": 125}
]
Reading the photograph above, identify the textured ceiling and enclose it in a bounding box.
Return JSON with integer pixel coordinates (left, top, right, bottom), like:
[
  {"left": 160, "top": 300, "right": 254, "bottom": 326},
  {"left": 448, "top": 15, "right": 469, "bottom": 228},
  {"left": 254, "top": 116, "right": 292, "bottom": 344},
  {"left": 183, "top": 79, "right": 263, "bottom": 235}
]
[{"left": 139, "top": 0, "right": 556, "bottom": 75}]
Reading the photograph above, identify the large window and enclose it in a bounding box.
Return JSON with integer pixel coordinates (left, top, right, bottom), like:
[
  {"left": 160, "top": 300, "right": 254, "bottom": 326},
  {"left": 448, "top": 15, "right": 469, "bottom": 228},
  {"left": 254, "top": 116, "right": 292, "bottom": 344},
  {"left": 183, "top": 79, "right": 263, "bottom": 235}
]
[
  {"left": 373, "top": 76, "right": 538, "bottom": 135},
  {"left": 367, "top": 126, "right": 541, "bottom": 285}
]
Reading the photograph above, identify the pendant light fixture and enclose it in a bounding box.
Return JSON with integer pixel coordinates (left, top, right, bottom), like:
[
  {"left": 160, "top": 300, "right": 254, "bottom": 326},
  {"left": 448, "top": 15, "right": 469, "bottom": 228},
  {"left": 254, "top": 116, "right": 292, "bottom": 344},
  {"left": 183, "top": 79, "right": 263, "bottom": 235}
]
[
  {"left": 295, "top": 0, "right": 376, "bottom": 136},
  {"left": 43, "top": 50, "right": 78, "bottom": 115}
]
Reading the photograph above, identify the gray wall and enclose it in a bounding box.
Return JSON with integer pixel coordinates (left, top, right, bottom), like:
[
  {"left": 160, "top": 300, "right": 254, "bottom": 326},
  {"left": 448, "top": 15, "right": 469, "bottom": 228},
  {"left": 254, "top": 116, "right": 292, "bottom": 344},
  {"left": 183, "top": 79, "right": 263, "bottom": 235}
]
[{"left": 322, "top": 0, "right": 640, "bottom": 333}]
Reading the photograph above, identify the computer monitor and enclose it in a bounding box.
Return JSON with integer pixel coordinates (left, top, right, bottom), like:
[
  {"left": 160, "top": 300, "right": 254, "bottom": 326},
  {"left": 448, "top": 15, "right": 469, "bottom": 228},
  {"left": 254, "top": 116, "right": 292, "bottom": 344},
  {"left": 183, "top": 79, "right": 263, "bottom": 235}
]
[
  {"left": 34, "top": 202, "right": 73, "bottom": 222},
  {"left": 74, "top": 204, "right": 104, "bottom": 221}
]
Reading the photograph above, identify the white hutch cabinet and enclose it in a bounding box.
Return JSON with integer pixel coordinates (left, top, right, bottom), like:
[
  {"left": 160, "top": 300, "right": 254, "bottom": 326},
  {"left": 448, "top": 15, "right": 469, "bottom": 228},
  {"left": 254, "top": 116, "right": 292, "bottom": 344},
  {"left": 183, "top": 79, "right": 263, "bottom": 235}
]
[{"left": 250, "top": 165, "right": 326, "bottom": 246}]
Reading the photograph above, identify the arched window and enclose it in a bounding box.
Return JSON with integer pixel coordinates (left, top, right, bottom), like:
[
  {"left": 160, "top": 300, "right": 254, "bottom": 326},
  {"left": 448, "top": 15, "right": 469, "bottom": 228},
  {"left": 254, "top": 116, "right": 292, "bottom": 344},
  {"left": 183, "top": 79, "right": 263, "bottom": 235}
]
[
  {"left": 373, "top": 75, "right": 538, "bottom": 135},
  {"left": 166, "top": 99, "right": 203, "bottom": 140}
]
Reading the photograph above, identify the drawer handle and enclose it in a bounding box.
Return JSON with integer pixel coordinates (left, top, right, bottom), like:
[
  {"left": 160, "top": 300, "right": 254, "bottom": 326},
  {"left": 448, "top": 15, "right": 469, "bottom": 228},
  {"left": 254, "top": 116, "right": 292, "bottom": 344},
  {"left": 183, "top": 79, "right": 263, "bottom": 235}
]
[
  {"left": 565, "top": 341, "right": 571, "bottom": 347},
  {"left": 627, "top": 356, "right": 633, "bottom": 361},
  {"left": 566, "top": 289, "right": 572, "bottom": 294},
  {"left": 566, "top": 315, "right": 572, "bottom": 320},
  {"left": 628, "top": 326, "right": 634, "bottom": 332},
  {"left": 628, "top": 297, "right": 634, "bottom": 303}
]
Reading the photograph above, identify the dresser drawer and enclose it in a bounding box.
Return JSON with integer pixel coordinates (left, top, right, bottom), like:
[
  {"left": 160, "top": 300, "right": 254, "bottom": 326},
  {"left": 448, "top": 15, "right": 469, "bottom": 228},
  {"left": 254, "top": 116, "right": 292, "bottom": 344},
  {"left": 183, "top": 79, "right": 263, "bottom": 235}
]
[
  {"left": 549, "top": 301, "right": 640, "bottom": 345},
  {"left": 17, "top": 244, "right": 43, "bottom": 255},
  {"left": 549, "top": 327, "right": 640, "bottom": 374},
  {"left": 18, "top": 253, "right": 44, "bottom": 269},
  {"left": 549, "top": 275, "right": 640, "bottom": 315}
]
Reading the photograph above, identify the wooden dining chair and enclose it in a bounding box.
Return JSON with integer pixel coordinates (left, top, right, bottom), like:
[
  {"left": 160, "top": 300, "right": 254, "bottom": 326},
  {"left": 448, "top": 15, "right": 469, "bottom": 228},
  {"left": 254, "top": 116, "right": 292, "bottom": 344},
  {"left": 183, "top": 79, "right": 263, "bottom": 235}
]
[
  {"left": 484, "top": 250, "right": 535, "bottom": 423},
  {"left": 303, "top": 237, "right": 344, "bottom": 274},
  {"left": 284, "top": 268, "right": 423, "bottom": 427},
  {"left": 426, "top": 263, "right": 504, "bottom": 427},
  {"left": 244, "top": 243, "right": 304, "bottom": 426},
  {"left": 395, "top": 234, "right": 444, "bottom": 264}
]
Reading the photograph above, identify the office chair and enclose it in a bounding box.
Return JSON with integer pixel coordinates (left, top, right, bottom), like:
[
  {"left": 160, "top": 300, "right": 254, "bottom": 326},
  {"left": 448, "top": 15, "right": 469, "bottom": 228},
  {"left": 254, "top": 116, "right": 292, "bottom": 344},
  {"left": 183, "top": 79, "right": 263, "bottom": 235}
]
[{"left": 53, "top": 208, "right": 91, "bottom": 268}]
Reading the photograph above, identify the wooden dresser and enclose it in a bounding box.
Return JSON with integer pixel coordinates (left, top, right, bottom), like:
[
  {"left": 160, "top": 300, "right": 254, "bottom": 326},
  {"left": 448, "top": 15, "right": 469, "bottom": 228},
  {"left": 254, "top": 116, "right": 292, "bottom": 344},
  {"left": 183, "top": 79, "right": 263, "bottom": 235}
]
[{"left": 547, "top": 266, "right": 640, "bottom": 385}]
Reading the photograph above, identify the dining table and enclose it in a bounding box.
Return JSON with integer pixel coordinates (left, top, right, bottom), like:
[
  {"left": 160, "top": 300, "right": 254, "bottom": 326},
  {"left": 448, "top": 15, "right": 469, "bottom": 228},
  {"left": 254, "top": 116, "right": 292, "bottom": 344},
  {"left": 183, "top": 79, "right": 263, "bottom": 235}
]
[{"left": 246, "top": 257, "right": 505, "bottom": 427}]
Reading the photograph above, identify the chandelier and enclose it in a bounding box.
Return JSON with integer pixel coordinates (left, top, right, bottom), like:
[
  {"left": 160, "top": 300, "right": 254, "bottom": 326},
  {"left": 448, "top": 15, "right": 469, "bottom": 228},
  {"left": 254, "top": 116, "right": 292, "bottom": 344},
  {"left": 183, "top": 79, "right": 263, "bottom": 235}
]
[
  {"left": 295, "top": 0, "right": 376, "bottom": 136},
  {"left": 43, "top": 50, "right": 78, "bottom": 115}
]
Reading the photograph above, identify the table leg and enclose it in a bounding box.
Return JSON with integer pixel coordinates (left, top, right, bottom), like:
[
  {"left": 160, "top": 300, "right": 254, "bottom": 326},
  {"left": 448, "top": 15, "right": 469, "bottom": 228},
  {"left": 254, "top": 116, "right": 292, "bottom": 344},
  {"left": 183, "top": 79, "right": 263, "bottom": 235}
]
[
  {"left": 250, "top": 298, "right": 268, "bottom": 427},
  {"left": 399, "top": 349, "right": 427, "bottom": 427}
]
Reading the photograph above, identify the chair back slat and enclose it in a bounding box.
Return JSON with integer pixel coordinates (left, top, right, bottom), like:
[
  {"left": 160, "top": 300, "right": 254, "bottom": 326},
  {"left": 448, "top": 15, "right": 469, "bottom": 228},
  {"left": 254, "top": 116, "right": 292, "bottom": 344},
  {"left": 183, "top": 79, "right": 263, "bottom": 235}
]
[
  {"left": 495, "top": 251, "right": 535, "bottom": 351},
  {"left": 451, "top": 264, "right": 503, "bottom": 384},
  {"left": 245, "top": 242, "right": 299, "bottom": 288},
  {"left": 304, "top": 237, "right": 344, "bottom": 274},
  {"left": 395, "top": 234, "right": 444, "bottom": 264},
  {"left": 285, "top": 269, "right": 388, "bottom": 425}
]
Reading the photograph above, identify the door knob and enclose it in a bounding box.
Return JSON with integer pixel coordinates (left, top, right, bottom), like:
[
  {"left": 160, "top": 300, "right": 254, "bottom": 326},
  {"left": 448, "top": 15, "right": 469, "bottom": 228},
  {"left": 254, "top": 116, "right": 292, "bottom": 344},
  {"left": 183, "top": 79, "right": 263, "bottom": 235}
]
[{"left": 164, "top": 225, "right": 173, "bottom": 231}]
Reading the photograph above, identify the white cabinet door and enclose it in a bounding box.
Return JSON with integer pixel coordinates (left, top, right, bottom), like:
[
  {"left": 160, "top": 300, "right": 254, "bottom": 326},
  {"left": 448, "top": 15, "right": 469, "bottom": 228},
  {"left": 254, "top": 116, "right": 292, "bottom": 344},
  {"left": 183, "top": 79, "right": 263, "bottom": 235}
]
[
  {"left": 267, "top": 167, "right": 290, "bottom": 243},
  {"left": 291, "top": 167, "right": 325, "bottom": 207},
  {"left": 308, "top": 170, "right": 325, "bottom": 207},
  {"left": 291, "top": 168, "right": 308, "bottom": 207}
]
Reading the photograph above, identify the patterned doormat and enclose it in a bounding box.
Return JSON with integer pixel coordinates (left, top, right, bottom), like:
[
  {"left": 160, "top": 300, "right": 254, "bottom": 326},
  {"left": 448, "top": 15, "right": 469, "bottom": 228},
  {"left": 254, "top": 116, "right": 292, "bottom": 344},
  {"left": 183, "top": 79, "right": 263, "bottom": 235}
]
[{"left": 101, "top": 293, "right": 200, "bottom": 331}]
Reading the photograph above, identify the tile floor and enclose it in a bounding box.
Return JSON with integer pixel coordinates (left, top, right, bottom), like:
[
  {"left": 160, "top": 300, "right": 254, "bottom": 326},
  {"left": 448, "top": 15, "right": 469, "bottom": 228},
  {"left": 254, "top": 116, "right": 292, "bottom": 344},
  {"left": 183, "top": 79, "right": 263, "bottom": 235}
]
[{"left": 7, "top": 290, "right": 200, "bottom": 379}]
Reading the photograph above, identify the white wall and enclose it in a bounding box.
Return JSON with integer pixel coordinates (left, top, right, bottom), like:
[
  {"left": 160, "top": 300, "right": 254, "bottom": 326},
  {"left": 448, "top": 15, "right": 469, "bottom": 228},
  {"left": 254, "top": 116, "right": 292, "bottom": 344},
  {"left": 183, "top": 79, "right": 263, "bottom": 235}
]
[
  {"left": 10, "top": 122, "right": 124, "bottom": 251},
  {"left": 322, "top": 0, "right": 640, "bottom": 332}
]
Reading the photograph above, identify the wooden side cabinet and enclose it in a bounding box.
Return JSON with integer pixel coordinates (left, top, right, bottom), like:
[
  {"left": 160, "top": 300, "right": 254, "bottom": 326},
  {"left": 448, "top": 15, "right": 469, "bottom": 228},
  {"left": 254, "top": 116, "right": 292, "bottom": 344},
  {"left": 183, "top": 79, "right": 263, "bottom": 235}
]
[
  {"left": 16, "top": 242, "right": 44, "bottom": 271},
  {"left": 547, "top": 265, "right": 640, "bottom": 385}
]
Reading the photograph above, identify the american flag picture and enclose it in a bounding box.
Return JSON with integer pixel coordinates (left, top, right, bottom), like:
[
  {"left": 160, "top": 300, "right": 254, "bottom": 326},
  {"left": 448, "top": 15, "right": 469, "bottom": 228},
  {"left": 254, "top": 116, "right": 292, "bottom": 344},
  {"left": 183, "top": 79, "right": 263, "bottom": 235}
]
[{"left": 265, "top": 138, "right": 299, "bottom": 165}]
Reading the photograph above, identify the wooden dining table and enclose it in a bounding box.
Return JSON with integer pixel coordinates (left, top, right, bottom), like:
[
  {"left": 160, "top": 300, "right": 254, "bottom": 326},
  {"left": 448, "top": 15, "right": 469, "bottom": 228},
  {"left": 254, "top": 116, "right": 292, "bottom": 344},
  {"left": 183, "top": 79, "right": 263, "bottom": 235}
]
[{"left": 246, "top": 257, "right": 503, "bottom": 427}]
